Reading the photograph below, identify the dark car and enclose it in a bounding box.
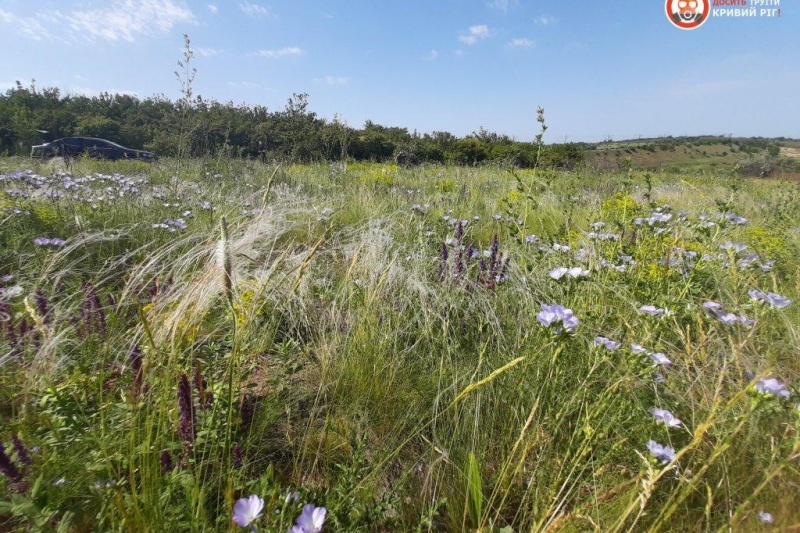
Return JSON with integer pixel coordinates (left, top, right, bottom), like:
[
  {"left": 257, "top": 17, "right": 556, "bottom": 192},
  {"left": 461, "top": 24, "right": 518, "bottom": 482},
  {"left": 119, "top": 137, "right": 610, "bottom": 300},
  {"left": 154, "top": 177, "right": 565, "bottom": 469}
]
[{"left": 31, "top": 137, "right": 158, "bottom": 161}]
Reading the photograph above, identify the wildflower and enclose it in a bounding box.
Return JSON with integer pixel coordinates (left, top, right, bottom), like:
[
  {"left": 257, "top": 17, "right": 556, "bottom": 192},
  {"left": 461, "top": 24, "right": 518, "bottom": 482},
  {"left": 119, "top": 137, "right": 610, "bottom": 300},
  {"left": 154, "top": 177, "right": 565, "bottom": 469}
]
[
  {"left": 177, "top": 374, "right": 196, "bottom": 450},
  {"left": 232, "top": 494, "right": 264, "bottom": 529},
  {"left": 755, "top": 377, "right": 791, "bottom": 398},
  {"left": 630, "top": 343, "right": 648, "bottom": 354},
  {"left": 765, "top": 293, "right": 792, "bottom": 309},
  {"left": 232, "top": 443, "right": 243, "bottom": 469},
  {"left": 593, "top": 336, "right": 620, "bottom": 350},
  {"left": 758, "top": 510, "right": 773, "bottom": 524},
  {"left": 724, "top": 213, "right": 748, "bottom": 225},
  {"left": 719, "top": 242, "right": 748, "bottom": 253},
  {"left": 649, "top": 352, "right": 672, "bottom": 366},
  {"left": 646, "top": 440, "right": 676, "bottom": 464},
  {"left": 11, "top": 435, "right": 32, "bottom": 466},
  {"left": 524, "top": 234, "right": 539, "bottom": 243},
  {"left": 639, "top": 305, "right": 667, "bottom": 317},
  {"left": 536, "top": 304, "right": 579, "bottom": 333},
  {"left": 285, "top": 491, "right": 301, "bottom": 505},
  {"left": 160, "top": 450, "right": 174, "bottom": 473},
  {"left": 33, "top": 237, "right": 67, "bottom": 247},
  {"left": 749, "top": 290, "right": 792, "bottom": 309},
  {"left": 552, "top": 243, "right": 570, "bottom": 252},
  {"left": 650, "top": 408, "right": 682, "bottom": 428},
  {"left": 290, "top": 504, "right": 327, "bottom": 533},
  {"left": 0, "top": 444, "right": 22, "bottom": 482},
  {"left": 548, "top": 267, "right": 589, "bottom": 280},
  {"left": 0, "top": 285, "right": 23, "bottom": 300}
]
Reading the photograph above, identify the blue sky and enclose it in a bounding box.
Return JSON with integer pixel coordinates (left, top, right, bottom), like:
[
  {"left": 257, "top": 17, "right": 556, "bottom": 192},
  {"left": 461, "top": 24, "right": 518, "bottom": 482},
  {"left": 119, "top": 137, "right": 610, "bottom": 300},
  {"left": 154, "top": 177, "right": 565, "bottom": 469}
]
[{"left": 1, "top": 0, "right": 798, "bottom": 142}]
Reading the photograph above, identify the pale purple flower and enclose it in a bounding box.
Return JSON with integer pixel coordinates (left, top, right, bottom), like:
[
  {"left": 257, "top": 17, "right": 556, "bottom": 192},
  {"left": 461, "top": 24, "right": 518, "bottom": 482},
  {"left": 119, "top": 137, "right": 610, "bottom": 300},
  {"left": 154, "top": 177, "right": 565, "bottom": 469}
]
[
  {"left": 650, "top": 408, "right": 682, "bottom": 428},
  {"left": 536, "top": 304, "right": 579, "bottom": 333},
  {"left": 552, "top": 243, "right": 570, "bottom": 252},
  {"left": 630, "top": 343, "right": 648, "bottom": 354},
  {"left": 758, "top": 510, "right": 773, "bottom": 524},
  {"left": 233, "top": 495, "right": 264, "bottom": 528},
  {"left": 719, "top": 242, "right": 748, "bottom": 253},
  {"left": 33, "top": 237, "right": 67, "bottom": 247},
  {"left": 549, "top": 266, "right": 589, "bottom": 280},
  {"left": 524, "top": 234, "right": 538, "bottom": 243},
  {"left": 755, "top": 377, "right": 791, "bottom": 398},
  {"left": 291, "top": 504, "right": 327, "bottom": 533},
  {"left": 766, "top": 293, "right": 791, "bottom": 309},
  {"left": 748, "top": 289, "right": 767, "bottom": 301},
  {"left": 548, "top": 267, "right": 568, "bottom": 280},
  {"left": 725, "top": 213, "right": 748, "bottom": 225},
  {"left": 702, "top": 301, "right": 723, "bottom": 312},
  {"left": 594, "top": 336, "right": 620, "bottom": 351},
  {"left": 716, "top": 312, "right": 740, "bottom": 326},
  {"left": 639, "top": 305, "right": 666, "bottom": 317},
  {"left": 646, "top": 440, "right": 676, "bottom": 464},
  {"left": 649, "top": 352, "right": 672, "bottom": 366}
]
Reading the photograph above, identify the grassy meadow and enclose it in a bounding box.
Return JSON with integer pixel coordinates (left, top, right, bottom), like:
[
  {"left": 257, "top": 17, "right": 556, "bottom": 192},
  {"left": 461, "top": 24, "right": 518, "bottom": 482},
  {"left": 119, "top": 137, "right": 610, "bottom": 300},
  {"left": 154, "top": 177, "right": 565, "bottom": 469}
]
[{"left": 1, "top": 156, "right": 799, "bottom": 532}]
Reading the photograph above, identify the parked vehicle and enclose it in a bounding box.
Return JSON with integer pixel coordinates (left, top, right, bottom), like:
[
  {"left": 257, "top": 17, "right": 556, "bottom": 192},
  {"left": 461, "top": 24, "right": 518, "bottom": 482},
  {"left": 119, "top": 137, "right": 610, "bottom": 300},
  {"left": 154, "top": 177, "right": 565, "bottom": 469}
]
[{"left": 31, "top": 137, "right": 158, "bottom": 161}]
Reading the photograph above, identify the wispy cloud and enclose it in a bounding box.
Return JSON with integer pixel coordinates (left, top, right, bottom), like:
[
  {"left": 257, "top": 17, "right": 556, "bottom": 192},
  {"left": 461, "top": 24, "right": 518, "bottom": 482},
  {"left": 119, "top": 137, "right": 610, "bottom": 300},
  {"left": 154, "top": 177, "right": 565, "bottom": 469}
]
[
  {"left": 508, "top": 38, "right": 534, "bottom": 48},
  {"left": 208, "top": 4, "right": 218, "bottom": 14},
  {"left": 316, "top": 76, "right": 349, "bottom": 86},
  {"left": 423, "top": 50, "right": 439, "bottom": 61},
  {"left": 240, "top": 1, "right": 273, "bottom": 19},
  {"left": 228, "top": 81, "right": 264, "bottom": 89},
  {"left": 67, "top": 0, "right": 195, "bottom": 42},
  {"left": 0, "top": 8, "right": 60, "bottom": 41},
  {"left": 0, "top": 1, "right": 196, "bottom": 43},
  {"left": 488, "top": 0, "right": 518, "bottom": 12},
  {"left": 459, "top": 25, "right": 490, "bottom": 45},
  {"left": 254, "top": 47, "right": 303, "bottom": 58},
  {"left": 196, "top": 47, "right": 221, "bottom": 58},
  {"left": 534, "top": 15, "right": 557, "bottom": 26}
]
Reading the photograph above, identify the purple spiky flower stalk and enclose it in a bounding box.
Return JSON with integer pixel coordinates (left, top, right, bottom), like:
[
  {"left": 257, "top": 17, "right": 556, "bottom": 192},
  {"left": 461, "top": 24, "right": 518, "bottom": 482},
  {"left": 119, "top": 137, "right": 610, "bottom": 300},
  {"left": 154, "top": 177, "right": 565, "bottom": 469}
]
[
  {"left": 11, "top": 435, "right": 31, "bottom": 467},
  {"left": 177, "top": 374, "right": 196, "bottom": 451},
  {"left": 34, "top": 289, "right": 50, "bottom": 323}
]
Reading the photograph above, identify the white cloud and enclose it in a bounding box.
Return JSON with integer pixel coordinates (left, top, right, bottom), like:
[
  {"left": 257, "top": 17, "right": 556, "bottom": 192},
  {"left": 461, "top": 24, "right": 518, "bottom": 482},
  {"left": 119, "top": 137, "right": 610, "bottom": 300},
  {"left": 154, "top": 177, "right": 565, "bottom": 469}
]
[
  {"left": 0, "top": 8, "right": 58, "bottom": 41},
  {"left": 0, "top": 1, "right": 195, "bottom": 43},
  {"left": 488, "top": 0, "right": 518, "bottom": 12},
  {"left": 459, "top": 25, "right": 490, "bottom": 45},
  {"left": 508, "top": 38, "right": 533, "bottom": 48},
  {"left": 240, "top": 1, "right": 273, "bottom": 19},
  {"left": 196, "top": 47, "right": 221, "bottom": 57},
  {"left": 322, "top": 76, "right": 349, "bottom": 86},
  {"left": 208, "top": 4, "right": 218, "bottom": 13},
  {"left": 423, "top": 50, "right": 438, "bottom": 61},
  {"left": 228, "top": 81, "right": 262, "bottom": 89},
  {"left": 254, "top": 47, "right": 303, "bottom": 58},
  {"left": 66, "top": 0, "right": 195, "bottom": 42},
  {"left": 534, "top": 15, "right": 557, "bottom": 26}
]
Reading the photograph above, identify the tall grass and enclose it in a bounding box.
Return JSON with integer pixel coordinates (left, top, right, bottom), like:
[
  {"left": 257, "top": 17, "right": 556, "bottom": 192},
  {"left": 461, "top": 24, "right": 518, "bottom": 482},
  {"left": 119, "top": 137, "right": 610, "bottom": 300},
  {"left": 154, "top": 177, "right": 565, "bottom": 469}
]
[{"left": 0, "top": 157, "right": 798, "bottom": 531}]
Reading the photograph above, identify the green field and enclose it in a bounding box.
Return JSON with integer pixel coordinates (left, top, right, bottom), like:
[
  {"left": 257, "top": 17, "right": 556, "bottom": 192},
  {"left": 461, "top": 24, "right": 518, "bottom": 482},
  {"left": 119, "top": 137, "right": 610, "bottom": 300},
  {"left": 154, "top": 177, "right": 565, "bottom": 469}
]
[{"left": 1, "top": 157, "right": 799, "bottom": 532}]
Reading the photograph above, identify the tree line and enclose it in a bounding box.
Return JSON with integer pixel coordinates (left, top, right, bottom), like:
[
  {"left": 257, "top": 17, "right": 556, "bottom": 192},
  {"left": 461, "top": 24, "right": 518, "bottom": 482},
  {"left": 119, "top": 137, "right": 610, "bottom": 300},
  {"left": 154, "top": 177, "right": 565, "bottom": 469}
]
[{"left": 0, "top": 81, "right": 585, "bottom": 168}]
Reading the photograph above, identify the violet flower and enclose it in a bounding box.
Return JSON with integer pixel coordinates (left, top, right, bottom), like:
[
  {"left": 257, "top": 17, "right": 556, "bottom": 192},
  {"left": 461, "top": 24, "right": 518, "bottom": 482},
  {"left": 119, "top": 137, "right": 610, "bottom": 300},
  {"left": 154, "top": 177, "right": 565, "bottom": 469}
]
[
  {"left": 233, "top": 494, "right": 264, "bottom": 529},
  {"left": 650, "top": 408, "right": 682, "bottom": 428},
  {"left": 755, "top": 377, "right": 791, "bottom": 398},
  {"left": 289, "top": 504, "right": 327, "bottom": 533},
  {"left": 593, "top": 336, "right": 620, "bottom": 351},
  {"left": 646, "top": 440, "right": 676, "bottom": 464},
  {"left": 536, "top": 304, "right": 579, "bottom": 333}
]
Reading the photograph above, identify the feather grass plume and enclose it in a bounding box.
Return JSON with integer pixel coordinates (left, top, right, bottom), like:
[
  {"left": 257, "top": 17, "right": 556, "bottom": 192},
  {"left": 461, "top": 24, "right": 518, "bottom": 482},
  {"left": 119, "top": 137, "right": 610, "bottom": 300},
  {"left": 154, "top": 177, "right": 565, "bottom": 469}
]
[{"left": 216, "top": 215, "right": 234, "bottom": 306}]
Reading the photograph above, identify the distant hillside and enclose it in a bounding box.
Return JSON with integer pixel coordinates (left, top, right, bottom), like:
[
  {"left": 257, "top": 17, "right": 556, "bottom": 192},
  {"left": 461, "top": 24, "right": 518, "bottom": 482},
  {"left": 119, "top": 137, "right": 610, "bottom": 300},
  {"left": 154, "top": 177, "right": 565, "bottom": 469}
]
[{"left": 581, "top": 135, "right": 800, "bottom": 177}]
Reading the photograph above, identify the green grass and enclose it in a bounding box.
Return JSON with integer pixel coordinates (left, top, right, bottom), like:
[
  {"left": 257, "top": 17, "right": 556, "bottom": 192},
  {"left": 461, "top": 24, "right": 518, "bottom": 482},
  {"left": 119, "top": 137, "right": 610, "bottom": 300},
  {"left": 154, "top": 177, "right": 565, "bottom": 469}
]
[{"left": 1, "top": 156, "right": 799, "bottom": 532}]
